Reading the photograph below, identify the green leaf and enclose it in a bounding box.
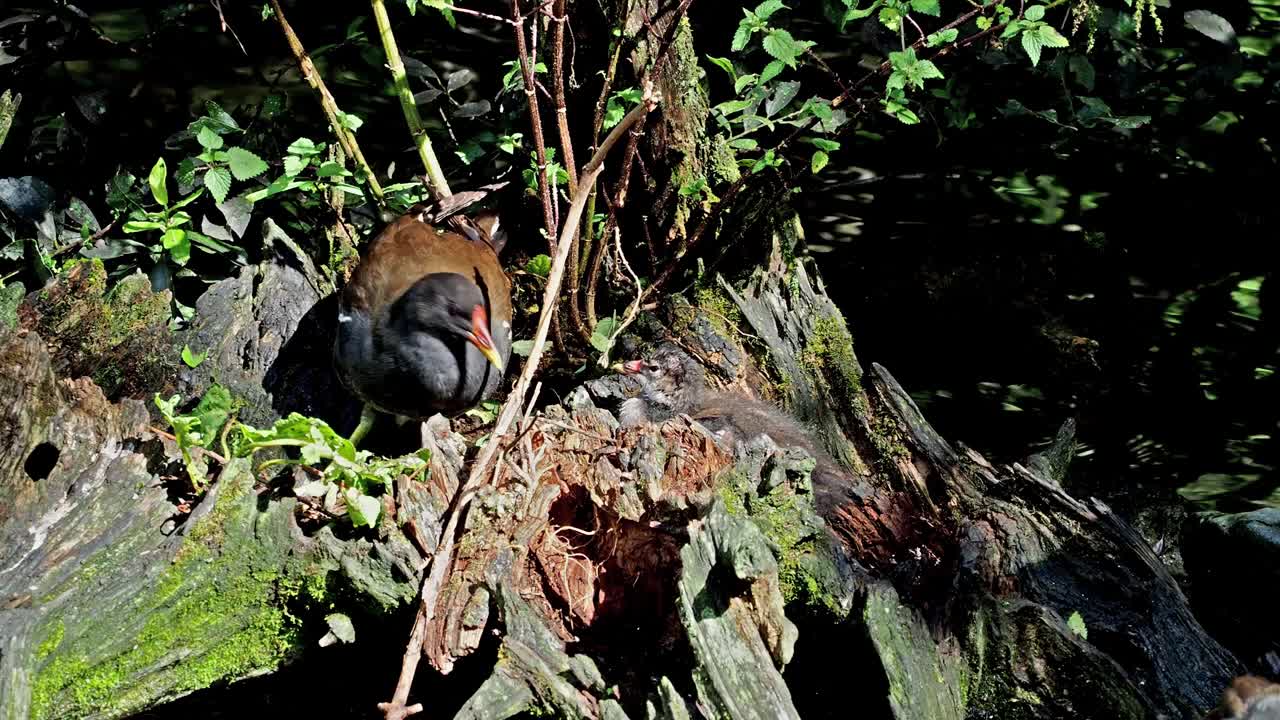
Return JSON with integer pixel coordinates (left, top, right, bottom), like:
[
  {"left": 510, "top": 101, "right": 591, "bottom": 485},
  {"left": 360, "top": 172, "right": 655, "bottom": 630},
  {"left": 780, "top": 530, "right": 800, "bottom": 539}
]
[
  {"left": 811, "top": 150, "right": 829, "bottom": 174},
  {"left": 765, "top": 81, "right": 801, "bottom": 117},
  {"left": 1069, "top": 55, "right": 1096, "bottom": 90},
  {"left": 204, "top": 100, "right": 240, "bottom": 132},
  {"left": 926, "top": 28, "right": 959, "bottom": 46},
  {"left": 511, "top": 339, "right": 535, "bottom": 357},
  {"left": 1038, "top": 25, "right": 1070, "bottom": 47},
  {"left": 162, "top": 228, "right": 190, "bottom": 265},
  {"left": 345, "top": 487, "right": 382, "bottom": 528},
  {"left": 910, "top": 0, "right": 941, "bottom": 16},
  {"left": 714, "top": 99, "right": 754, "bottom": 116},
  {"left": 590, "top": 317, "right": 621, "bottom": 353},
  {"left": 728, "top": 138, "right": 760, "bottom": 151},
  {"left": 192, "top": 384, "right": 234, "bottom": 444},
  {"left": 1024, "top": 4, "right": 1046, "bottom": 21},
  {"left": 878, "top": 6, "right": 902, "bottom": 30},
  {"left": 316, "top": 161, "right": 346, "bottom": 178},
  {"left": 123, "top": 220, "right": 165, "bottom": 233},
  {"left": 810, "top": 137, "right": 841, "bottom": 151},
  {"left": 706, "top": 56, "right": 738, "bottom": 83},
  {"left": 1183, "top": 9, "right": 1235, "bottom": 45},
  {"left": 196, "top": 126, "right": 225, "bottom": 150},
  {"left": 336, "top": 110, "right": 364, "bottom": 132},
  {"left": 286, "top": 137, "right": 325, "bottom": 157},
  {"left": 204, "top": 166, "right": 232, "bottom": 205},
  {"left": 1022, "top": 30, "right": 1044, "bottom": 66},
  {"left": 759, "top": 60, "right": 786, "bottom": 84},
  {"left": 753, "top": 0, "right": 787, "bottom": 20},
  {"left": 148, "top": 157, "right": 169, "bottom": 206},
  {"left": 734, "top": 73, "right": 760, "bottom": 94},
  {"left": 976, "top": 15, "right": 993, "bottom": 29},
  {"left": 732, "top": 23, "right": 754, "bottom": 52},
  {"left": 1067, "top": 611, "right": 1088, "bottom": 639},
  {"left": 762, "top": 28, "right": 806, "bottom": 67},
  {"left": 283, "top": 154, "right": 308, "bottom": 177},
  {"left": 226, "top": 147, "right": 269, "bottom": 181},
  {"left": 525, "top": 254, "right": 551, "bottom": 278},
  {"left": 841, "top": 0, "right": 882, "bottom": 26},
  {"left": 181, "top": 344, "right": 208, "bottom": 369},
  {"left": 907, "top": 59, "right": 944, "bottom": 87}
]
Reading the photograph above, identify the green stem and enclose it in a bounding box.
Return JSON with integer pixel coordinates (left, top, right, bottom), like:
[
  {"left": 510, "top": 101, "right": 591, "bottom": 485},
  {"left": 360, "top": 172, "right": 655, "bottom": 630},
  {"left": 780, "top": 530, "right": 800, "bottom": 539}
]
[{"left": 370, "top": 0, "right": 451, "bottom": 200}]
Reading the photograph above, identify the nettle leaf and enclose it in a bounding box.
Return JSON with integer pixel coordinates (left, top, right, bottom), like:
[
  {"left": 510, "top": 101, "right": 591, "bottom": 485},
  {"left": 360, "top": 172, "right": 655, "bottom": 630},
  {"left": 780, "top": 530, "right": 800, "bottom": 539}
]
[
  {"left": 732, "top": 22, "right": 754, "bottom": 52},
  {"left": 283, "top": 154, "right": 308, "bottom": 177},
  {"left": 336, "top": 110, "right": 364, "bottom": 132},
  {"left": 910, "top": 0, "right": 941, "bottom": 16},
  {"left": 754, "top": 0, "right": 787, "bottom": 20},
  {"left": 316, "top": 161, "right": 346, "bottom": 178},
  {"left": 762, "top": 28, "right": 810, "bottom": 68},
  {"left": 926, "top": 28, "right": 959, "bottom": 46},
  {"left": 1022, "top": 30, "right": 1044, "bottom": 66},
  {"left": 1067, "top": 611, "right": 1089, "bottom": 639},
  {"left": 879, "top": 6, "right": 902, "bottom": 30},
  {"left": 1038, "top": 25, "right": 1070, "bottom": 48},
  {"left": 907, "top": 58, "right": 944, "bottom": 86},
  {"left": 811, "top": 150, "right": 829, "bottom": 174},
  {"left": 287, "top": 137, "right": 325, "bottom": 157},
  {"left": 204, "top": 166, "right": 232, "bottom": 205},
  {"left": 196, "top": 126, "right": 224, "bottom": 151},
  {"left": 1024, "top": 4, "right": 1046, "bottom": 21},
  {"left": 149, "top": 158, "right": 169, "bottom": 206},
  {"left": 226, "top": 147, "right": 269, "bottom": 181}
]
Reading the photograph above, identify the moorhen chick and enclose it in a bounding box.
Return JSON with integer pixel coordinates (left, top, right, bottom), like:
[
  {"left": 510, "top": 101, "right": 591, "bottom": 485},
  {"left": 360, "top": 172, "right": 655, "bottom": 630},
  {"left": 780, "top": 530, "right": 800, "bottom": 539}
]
[
  {"left": 615, "top": 344, "right": 848, "bottom": 515},
  {"left": 334, "top": 208, "right": 512, "bottom": 444}
]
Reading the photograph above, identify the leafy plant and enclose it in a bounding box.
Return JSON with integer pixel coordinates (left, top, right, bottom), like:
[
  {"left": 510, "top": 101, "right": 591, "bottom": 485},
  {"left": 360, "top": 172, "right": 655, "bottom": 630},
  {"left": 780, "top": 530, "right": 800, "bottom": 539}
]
[
  {"left": 1002, "top": 5, "right": 1072, "bottom": 67},
  {"left": 154, "top": 384, "right": 236, "bottom": 491}
]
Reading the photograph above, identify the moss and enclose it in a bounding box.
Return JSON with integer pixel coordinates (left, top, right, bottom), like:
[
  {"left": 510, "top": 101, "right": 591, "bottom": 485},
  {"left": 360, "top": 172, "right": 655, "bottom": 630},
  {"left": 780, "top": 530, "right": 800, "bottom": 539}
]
[
  {"left": 35, "top": 620, "right": 65, "bottom": 661},
  {"left": 694, "top": 285, "right": 743, "bottom": 338},
  {"left": 28, "top": 462, "right": 311, "bottom": 720},
  {"left": 802, "top": 313, "right": 862, "bottom": 404}
]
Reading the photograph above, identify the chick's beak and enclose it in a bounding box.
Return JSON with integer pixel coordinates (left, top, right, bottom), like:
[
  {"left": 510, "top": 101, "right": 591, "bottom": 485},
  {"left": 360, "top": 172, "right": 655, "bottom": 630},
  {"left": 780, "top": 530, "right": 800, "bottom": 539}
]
[
  {"left": 467, "top": 305, "right": 504, "bottom": 372},
  {"left": 612, "top": 359, "right": 646, "bottom": 375}
]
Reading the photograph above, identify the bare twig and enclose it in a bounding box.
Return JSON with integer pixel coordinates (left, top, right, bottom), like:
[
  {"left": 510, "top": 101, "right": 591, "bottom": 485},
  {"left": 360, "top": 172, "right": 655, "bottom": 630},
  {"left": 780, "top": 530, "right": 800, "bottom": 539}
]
[
  {"left": 370, "top": 0, "right": 452, "bottom": 200},
  {"left": 377, "top": 95, "right": 656, "bottom": 720},
  {"left": 513, "top": 0, "right": 557, "bottom": 250},
  {"left": 209, "top": 0, "right": 247, "bottom": 55},
  {"left": 268, "top": 0, "right": 385, "bottom": 204}
]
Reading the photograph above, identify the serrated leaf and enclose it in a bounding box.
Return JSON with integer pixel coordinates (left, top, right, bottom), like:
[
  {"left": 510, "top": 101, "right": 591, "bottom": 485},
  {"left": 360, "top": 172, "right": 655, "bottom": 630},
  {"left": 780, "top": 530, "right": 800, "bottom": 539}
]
[
  {"left": 926, "top": 28, "right": 959, "bottom": 46},
  {"left": 762, "top": 28, "right": 804, "bottom": 67},
  {"left": 325, "top": 613, "right": 356, "bottom": 644},
  {"left": 204, "top": 166, "right": 232, "bottom": 205},
  {"left": 181, "top": 344, "right": 207, "bottom": 368},
  {"left": 283, "top": 154, "right": 308, "bottom": 177},
  {"left": 879, "top": 6, "right": 902, "bottom": 30},
  {"left": 287, "top": 137, "right": 325, "bottom": 157},
  {"left": 525, "top": 254, "right": 551, "bottom": 278},
  {"left": 345, "top": 488, "right": 382, "bottom": 528},
  {"left": 316, "top": 161, "right": 345, "bottom": 178},
  {"left": 149, "top": 157, "right": 169, "bottom": 206},
  {"left": 1038, "top": 25, "right": 1070, "bottom": 47},
  {"left": 336, "top": 110, "right": 363, "bottom": 132},
  {"left": 1024, "top": 4, "right": 1046, "bottom": 21},
  {"left": 732, "top": 23, "right": 754, "bottom": 52},
  {"left": 1067, "top": 611, "right": 1088, "bottom": 639},
  {"left": 226, "top": 147, "right": 269, "bottom": 181},
  {"left": 511, "top": 339, "right": 535, "bottom": 357},
  {"left": 765, "top": 81, "right": 801, "bottom": 117},
  {"left": 811, "top": 150, "right": 829, "bottom": 174},
  {"left": 910, "top": 0, "right": 941, "bottom": 16},
  {"left": 1022, "top": 30, "right": 1044, "bottom": 66},
  {"left": 197, "top": 126, "right": 224, "bottom": 150},
  {"left": 1183, "top": 10, "right": 1235, "bottom": 44},
  {"left": 810, "top": 137, "right": 840, "bottom": 151},
  {"left": 908, "top": 59, "right": 944, "bottom": 87},
  {"left": 754, "top": 0, "right": 786, "bottom": 20},
  {"left": 976, "top": 15, "right": 993, "bottom": 29}
]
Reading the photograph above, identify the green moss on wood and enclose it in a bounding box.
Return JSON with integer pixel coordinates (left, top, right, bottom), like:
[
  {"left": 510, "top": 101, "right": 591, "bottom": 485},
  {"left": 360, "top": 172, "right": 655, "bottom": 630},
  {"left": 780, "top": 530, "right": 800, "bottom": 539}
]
[{"left": 28, "top": 462, "right": 314, "bottom": 720}]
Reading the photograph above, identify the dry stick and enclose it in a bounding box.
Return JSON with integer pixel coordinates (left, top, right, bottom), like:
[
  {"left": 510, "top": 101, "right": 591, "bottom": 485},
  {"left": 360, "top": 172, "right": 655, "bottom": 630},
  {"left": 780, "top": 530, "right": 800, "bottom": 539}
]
[
  {"left": 584, "top": 115, "right": 645, "bottom": 329},
  {"left": 550, "top": 0, "right": 578, "bottom": 199},
  {"left": 376, "top": 98, "right": 655, "bottom": 720},
  {"left": 512, "top": 0, "right": 557, "bottom": 250},
  {"left": 370, "top": 0, "right": 452, "bottom": 199},
  {"left": 268, "top": 0, "right": 384, "bottom": 204}
]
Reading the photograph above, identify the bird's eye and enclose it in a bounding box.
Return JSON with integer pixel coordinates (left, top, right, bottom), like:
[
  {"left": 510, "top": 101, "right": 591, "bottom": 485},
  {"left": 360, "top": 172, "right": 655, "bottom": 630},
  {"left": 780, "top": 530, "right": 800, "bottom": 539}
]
[{"left": 647, "top": 362, "right": 660, "bottom": 372}]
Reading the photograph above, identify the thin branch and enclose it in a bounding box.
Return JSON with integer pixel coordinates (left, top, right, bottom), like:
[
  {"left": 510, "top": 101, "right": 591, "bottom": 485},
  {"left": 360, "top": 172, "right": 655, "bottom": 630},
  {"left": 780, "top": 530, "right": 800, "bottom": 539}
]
[
  {"left": 268, "top": 0, "right": 384, "bottom": 204},
  {"left": 550, "top": 0, "right": 578, "bottom": 199},
  {"left": 377, "top": 95, "right": 656, "bottom": 720},
  {"left": 513, "top": 0, "right": 558, "bottom": 251},
  {"left": 584, "top": 114, "right": 645, "bottom": 329},
  {"left": 370, "top": 0, "right": 452, "bottom": 200}
]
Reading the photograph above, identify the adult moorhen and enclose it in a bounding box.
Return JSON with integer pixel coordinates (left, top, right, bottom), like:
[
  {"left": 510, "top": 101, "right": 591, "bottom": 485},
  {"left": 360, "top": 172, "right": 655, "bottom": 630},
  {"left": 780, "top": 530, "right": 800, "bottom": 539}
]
[{"left": 334, "top": 207, "right": 512, "bottom": 444}]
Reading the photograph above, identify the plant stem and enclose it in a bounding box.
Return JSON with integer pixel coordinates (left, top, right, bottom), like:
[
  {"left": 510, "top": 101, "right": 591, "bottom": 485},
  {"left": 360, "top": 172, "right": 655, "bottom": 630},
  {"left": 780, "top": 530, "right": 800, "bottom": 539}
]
[
  {"left": 268, "top": 0, "right": 385, "bottom": 205},
  {"left": 370, "top": 0, "right": 452, "bottom": 200}
]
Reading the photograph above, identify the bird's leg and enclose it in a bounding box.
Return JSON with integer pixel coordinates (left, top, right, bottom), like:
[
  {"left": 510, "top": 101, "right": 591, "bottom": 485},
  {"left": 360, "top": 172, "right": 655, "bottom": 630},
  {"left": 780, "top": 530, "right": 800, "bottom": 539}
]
[{"left": 350, "top": 404, "right": 378, "bottom": 447}]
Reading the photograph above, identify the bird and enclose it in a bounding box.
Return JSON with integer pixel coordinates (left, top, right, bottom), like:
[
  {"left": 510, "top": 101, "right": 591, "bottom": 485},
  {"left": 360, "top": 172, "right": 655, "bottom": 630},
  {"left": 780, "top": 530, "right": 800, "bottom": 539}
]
[
  {"left": 614, "top": 344, "right": 847, "bottom": 515},
  {"left": 333, "top": 205, "right": 512, "bottom": 445},
  {"left": 1207, "top": 676, "right": 1280, "bottom": 720}
]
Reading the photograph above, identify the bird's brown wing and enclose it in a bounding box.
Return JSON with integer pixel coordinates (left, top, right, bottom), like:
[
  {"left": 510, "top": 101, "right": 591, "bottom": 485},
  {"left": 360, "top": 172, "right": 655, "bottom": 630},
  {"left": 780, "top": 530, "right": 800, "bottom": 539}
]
[{"left": 342, "top": 214, "right": 512, "bottom": 324}]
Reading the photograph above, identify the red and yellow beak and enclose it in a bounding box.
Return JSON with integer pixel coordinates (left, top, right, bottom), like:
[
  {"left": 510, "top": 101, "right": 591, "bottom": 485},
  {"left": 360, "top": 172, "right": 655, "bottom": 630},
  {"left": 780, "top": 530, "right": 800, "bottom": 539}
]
[
  {"left": 611, "top": 359, "right": 646, "bottom": 375},
  {"left": 466, "top": 305, "right": 504, "bottom": 372}
]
